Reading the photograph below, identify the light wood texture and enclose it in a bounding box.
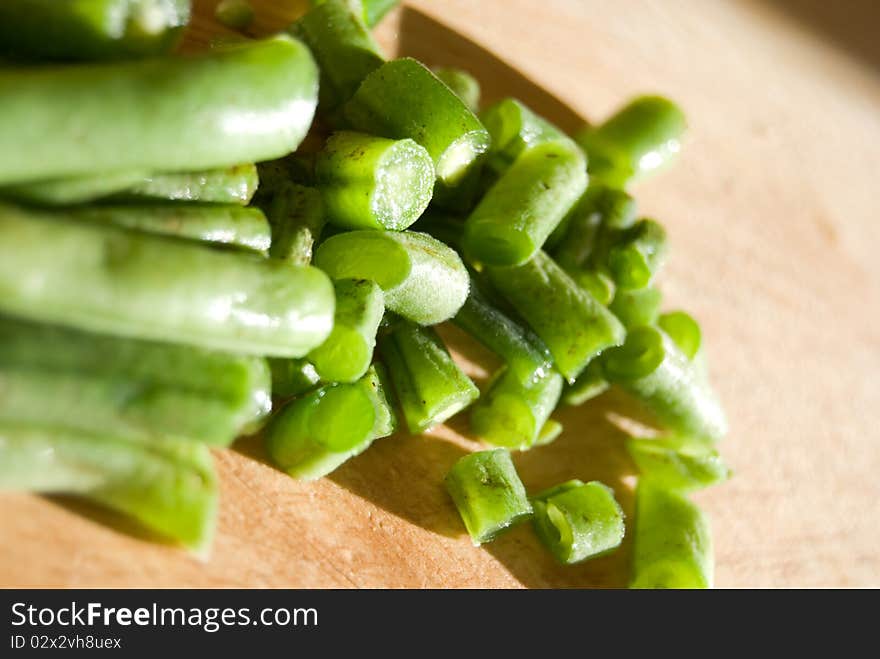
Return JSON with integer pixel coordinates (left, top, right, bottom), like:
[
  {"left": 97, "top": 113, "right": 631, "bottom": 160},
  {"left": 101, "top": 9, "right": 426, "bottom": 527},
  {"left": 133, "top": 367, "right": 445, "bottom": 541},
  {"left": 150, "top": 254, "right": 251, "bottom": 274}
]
[{"left": 1, "top": 0, "right": 878, "bottom": 588}]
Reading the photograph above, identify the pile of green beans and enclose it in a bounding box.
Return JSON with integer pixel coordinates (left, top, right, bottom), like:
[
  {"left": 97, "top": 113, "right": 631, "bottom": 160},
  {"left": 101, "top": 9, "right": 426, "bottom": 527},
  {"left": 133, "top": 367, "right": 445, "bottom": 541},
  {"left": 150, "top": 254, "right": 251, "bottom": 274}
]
[{"left": 0, "top": 0, "right": 730, "bottom": 586}]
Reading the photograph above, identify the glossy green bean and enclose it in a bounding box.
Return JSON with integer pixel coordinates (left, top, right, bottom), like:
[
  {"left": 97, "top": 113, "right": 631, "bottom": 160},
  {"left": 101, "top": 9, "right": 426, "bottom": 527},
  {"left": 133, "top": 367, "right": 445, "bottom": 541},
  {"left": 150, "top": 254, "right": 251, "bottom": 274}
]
[
  {"left": 0, "top": 36, "right": 318, "bottom": 185},
  {"left": 464, "top": 140, "right": 587, "bottom": 267},
  {"left": 487, "top": 251, "right": 626, "bottom": 381},
  {"left": 345, "top": 58, "right": 490, "bottom": 186},
  {"left": 0, "top": 0, "right": 190, "bottom": 61},
  {"left": 315, "top": 230, "right": 469, "bottom": 324},
  {"left": 0, "top": 204, "right": 335, "bottom": 357},
  {"left": 630, "top": 481, "right": 713, "bottom": 588},
  {"left": 378, "top": 322, "right": 478, "bottom": 434},
  {"left": 315, "top": 131, "right": 434, "bottom": 230},
  {"left": 627, "top": 436, "right": 730, "bottom": 493},
  {"left": 0, "top": 423, "right": 216, "bottom": 552},
  {"left": 445, "top": 449, "right": 532, "bottom": 545}
]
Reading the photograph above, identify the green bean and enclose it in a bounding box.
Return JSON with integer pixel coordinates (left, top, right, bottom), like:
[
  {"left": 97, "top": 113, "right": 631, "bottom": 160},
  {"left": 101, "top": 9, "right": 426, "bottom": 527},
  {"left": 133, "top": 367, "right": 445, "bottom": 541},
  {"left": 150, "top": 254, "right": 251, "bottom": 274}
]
[
  {"left": 531, "top": 480, "right": 625, "bottom": 564},
  {"left": 570, "top": 269, "right": 616, "bottom": 307},
  {"left": 630, "top": 481, "right": 713, "bottom": 588},
  {"left": 315, "top": 131, "right": 435, "bottom": 230},
  {"left": 445, "top": 449, "right": 533, "bottom": 545},
  {"left": 264, "top": 182, "right": 326, "bottom": 265},
  {"left": 562, "top": 359, "right": 609, "bottom": 406},
  {"left": 479, "top": 98, "right": 568, "bottom": 173},
  {"left": 345, "top": 58, "right": 490, "bottom": 186},
  {"left": 464, "top": 140, "right": 587, "bottom": 267},
  {"left": 487, "top": 251, "right": 626, "bottom": 381},
  {"left": 434, "top": 67, "right": 481, "bottom": 113},
  {"left": 0, "top": 36, "right": 318, "bottom": 185},
  {"left": 452, "top": 273, "right": 553, "bottom": 386},
  {"left": 549, "top": 185, "right": 637, "bottom": 264},
  {"left": 409, "top": 211, "right": 466, "bottom": 250},
  {"left": 361, "top": 0, "right": 399, "bottom": 26},
  {"left": 0, "top": 171, "right": 151, "bottom": 206},
  {"left": 0, "top": 0, "right": 190, "bottom": 61},
  {"left": 0, "top": 316, "right": 271, "bottom": 445},
  {"left": 362, "top": 362, "right": 398, "bottom": 438},
  {"left": 121, "top": 164, "right": 259, "bottom": 205},
  {"left": 609, "top": 286, "right": 663, "bottom": 329},
  {"left": 269, "top": 358, "right": 321, "bottom": 399},
  {"left": 658, "top": 311, "right": 702, "bottom": 361},
  {"left": 65, "top": 204, "right": 271, "bottom": 252},
  {"left": 535, "top": 419, "right": 563, "bottom": 447},
  {"left": 308, "top": 279, "right": 385, "bottom": 383},
  {"left": 601, "top": 326, "right": 727, "bottom": 442},
  {"left": 378, "top": 321, "right": 478, "bottom": 434},
  {"left": 576, "top": 95, "right": 686, "bottom": 187},
  {"left": 627, "top": 436, "right": 731, "bottom": 493},
  {"left": 315, "top": 230, "right": 469, "bottom": 325},
  {"left": 0, "top": 423, "right": 216, "bottom": 552},
  {"left": 607, "top": 218, "right": 667, "bottom": 290},
  {"left": 215, "top": 0, "right": 254, "bottom": 30},
  {"left": 266, "top": 367, "right": 393, "bottom": 480},
  {"left": 293, "top": 0, "right": 384, "bottom": 116},
  {"left": 0, "top": 204, "right": 335, "bottom": 357},
  {"left": 471, "top": 367, "right": 563, "bottom": 451}
]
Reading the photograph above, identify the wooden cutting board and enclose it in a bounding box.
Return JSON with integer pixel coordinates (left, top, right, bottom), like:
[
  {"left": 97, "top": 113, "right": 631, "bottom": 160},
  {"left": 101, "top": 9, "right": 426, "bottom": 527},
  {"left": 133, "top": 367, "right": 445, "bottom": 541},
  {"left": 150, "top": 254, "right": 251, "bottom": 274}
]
[{"left": 1, "top": 0, "right": 878, "bottom": 588}]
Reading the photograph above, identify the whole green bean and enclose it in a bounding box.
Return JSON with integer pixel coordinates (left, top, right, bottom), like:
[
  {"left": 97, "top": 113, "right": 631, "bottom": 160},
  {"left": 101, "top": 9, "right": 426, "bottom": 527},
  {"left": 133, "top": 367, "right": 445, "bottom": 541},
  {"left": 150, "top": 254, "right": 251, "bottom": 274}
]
[
  {"left": 293, "top": 0, "right": 384, "bottom": 115},
  {"left": 315, "top": 131, "right": 435, "bottom": 230},
  {"left": 479, "top": 98, "right": 569, "bottom": 174},
  {"left": 269, "top": 358, "right": 321, "bottom": 399},
  {"left": 0, "top": 204, "right": 335, "bottom": 357},
  {"left": 434, "top": 67, "right": 481, "bottom": 113},
  {"left": 464, "top": 140, "right": 587, "bottom": 266},
  {"left": 487, "top": 251, "right": 626, "bottom": 381},
  {"left": 315, "top": 230, "right": 469, "bottom": 325},
  {"left": 609, "top": 286, "right": 663, "bottom": 329},
  {"left": 576, "top": 95, "right": 686, "bottom": 187},
  {"left": 378, "top": 321, "right": 479, "bottom": 434},
  {"left": 630, "top": 481, "right": 713, "bottom": 589},
  {"left": 452, "top": 274, "right": 553, "bottom": 387},
  {"left": 445, "top": 449, "right": 533, "bottom": 545},
  {"left": 601, "top": 326, "right": 727, "bottom": 442},
  {"left": 0, "top": 0, "right": 190, "bottom": 61},
  {"left": 627, "top": 435, "right": 730, "bottom": 493},
  {"left": 471, "top": 367, "right": 563, "bottom": 451},
  {"left": 263, "top": 182, "right": 326, "bottom": 265},
  {"left": 0, "top": 36, "right": 318, "bottom": 185},
  {"left": 345, "top": 58, "right": 490, "bottom": 186},
  {"left": 308, "top": 279, "right": 385, "bottom": 383},
  {"left": 66, "top": 204, "right": 271, "bottom": 252},
  {"left": 0, "top": 316, "right": 271, "bottom": 445},
  {"left": 0, "top": 423, "right": 217, "bottom": 552}
]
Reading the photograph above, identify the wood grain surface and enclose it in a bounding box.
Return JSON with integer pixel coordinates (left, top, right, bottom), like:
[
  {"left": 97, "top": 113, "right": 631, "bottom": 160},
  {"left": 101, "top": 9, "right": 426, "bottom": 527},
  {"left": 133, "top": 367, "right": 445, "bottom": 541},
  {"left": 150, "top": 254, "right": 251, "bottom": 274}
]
[{"left": 1, "top": 0, "right": 878, "bottom": 588}]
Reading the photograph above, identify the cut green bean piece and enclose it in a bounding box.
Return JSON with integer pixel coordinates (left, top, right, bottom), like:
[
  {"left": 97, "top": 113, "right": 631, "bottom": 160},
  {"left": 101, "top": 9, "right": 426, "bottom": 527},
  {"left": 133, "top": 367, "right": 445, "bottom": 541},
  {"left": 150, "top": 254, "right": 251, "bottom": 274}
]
[
  {"left": 0, "top": 0, "right": 190, "bottom": 61},
  {"left": 0, "top": 423, "right": 216, "bottom": 552},
  {"left": 532, "top": 480, "right": 625, "bottom": 564},
  {"left": 453, "top": 274, "right": 553, "bottom": 386},
  {"left": 445, "top": 449, "right": 533, "bottom": 545},
  {"left": 535, "top": 419, "right": 563, "bottom": 447},
  {"left": 293, "top": 0, "right": 384, "bottom": 115},
  {"left": 361, "top": 0, "right": 399, "bottom": 26},
  {"left": 601, "top": 326, "right": 727, "bottom": 442},
  {"left": 266, "top": 369, "right": 388, "bottom": 480},
  {"left": 346, "top": 58, "right": 490, "bottom": 185},
  {"left": 576, "top": 95, "right": 686, "bottom": 187},
  {"left": 607, "top": 218, "right": 667, "bottom": 290},
  {"left": 379, "top": 322, "right": 478, "bottom": 434},
  {"left": 631, "top": 481, "right": 713, "bottom": 588},
  {"left": 658, "top": 311, "right": 702, "bottom": 361},
  {"left": 316, "top": 131, "right": 434, "bottom": 230},
  {"left": 434, "top": 67, "right": 481, "bottom": 113},
  {"left": 570, "top": 269, "right": 616, "bottom": 307},
  {"left": 216, "top": 0, "right": 254, "bottom": 29},
  {"left": 0, "top": 204, "right": 335, "bottom": 357},
  {"left": 0, "top": 36, "right": 318, "bottom": 185},
  {"left": 315, "top": 230, "right": 469, "bottom": 324},
  {"left": 627, "top": 436, "right": 731, "bottom": 493},
  {"left": 471, "top": 368, "right": 563, "bottom": 451},
  {"left": 464, "top": 140, "right": 587, "bottom": 267},
  {"left": 361, "top": 363, "right": 398, "bottom": 438},
  {"left": 308, "top": 279, "right": 384, "bottom": 383},
  {"left": 66, "top": 204, "right": 271, "bottom": 252},
  {"left": 0, "top": 170, "right": 150, "bottom": 206},
  {"left": 122, "top": 164, "right": 259, "bottom": 205},
  {"left": 549, "top": 185, "right": 637, "bottom": 263},
  {"left": 269, "top": 358, "right": 321, "bottom": 398},
  {"left": 562, "top": 359, "right": 609, "bottom": 406},
  {"left": 480, "top": 98, "right": 568, "bottom": 173},
  {"left": 264, "top": 183, "right": 326, "bottom": 265},
  {"left": 0, "top": 316, "right": 271, "bottom": 445},
  {"left": 609, "top": 286, "right": 662, "bottom": 329},
  {"left": 487, "top": 251, "right": 626, "bottom": 381}
]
